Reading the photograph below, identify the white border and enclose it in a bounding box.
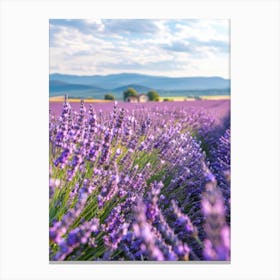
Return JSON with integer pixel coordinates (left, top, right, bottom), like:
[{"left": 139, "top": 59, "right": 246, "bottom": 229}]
[{"left": 0, "top": 1, "right": 279, "bottom": 280}]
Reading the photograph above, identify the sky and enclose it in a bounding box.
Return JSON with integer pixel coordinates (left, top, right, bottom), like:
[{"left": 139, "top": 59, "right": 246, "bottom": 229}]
[{"left": 49, "top": 19, "right": 230, "bottom": 78}]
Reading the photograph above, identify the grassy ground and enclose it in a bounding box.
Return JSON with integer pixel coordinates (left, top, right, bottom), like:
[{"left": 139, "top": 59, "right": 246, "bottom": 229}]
[
  {"left": 160, "top": 95, "right": 230, "bottom": 101},
  {"left": 50, "top": 95, "right": 230, "bottom": 103},
  {"left": 49, "top": 96, "right": 113, "bottom": 103}
]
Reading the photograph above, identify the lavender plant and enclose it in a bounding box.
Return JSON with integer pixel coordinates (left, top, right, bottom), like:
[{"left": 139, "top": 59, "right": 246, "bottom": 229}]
[{"left": 49, "top": 98, "right": 230, "bottom": 261}]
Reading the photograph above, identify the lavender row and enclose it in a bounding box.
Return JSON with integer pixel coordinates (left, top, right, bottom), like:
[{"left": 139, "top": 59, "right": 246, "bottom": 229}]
[{"left": 49, "top": 97, "right": 230, "bottom": 261}]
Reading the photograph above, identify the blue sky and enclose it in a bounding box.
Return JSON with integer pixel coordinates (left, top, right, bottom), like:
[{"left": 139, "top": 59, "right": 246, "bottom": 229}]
[{"left": 50, "top": 19, "right": 229, "bottom": 78}]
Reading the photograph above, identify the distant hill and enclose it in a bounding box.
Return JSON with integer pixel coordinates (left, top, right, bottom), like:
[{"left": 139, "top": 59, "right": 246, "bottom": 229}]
[
  {"left": 49, "top": 73, "right": 230, "bottom": 99},
  {"left": 50, "top": 73, "right": 230, "bottom": 90},
  {"left": 49, "top": 80, "right": 106, "bottom": 93}
]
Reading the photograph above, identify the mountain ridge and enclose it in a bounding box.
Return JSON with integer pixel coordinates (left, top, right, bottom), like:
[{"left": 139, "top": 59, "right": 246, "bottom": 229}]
[{"left": 50, "top": 72, "right": 230, "bottom": 90}]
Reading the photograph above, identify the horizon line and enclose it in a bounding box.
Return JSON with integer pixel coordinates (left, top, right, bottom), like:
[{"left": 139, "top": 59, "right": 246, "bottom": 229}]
[{"left": 49, "top": 72, "right": 230, "bottom": 80}]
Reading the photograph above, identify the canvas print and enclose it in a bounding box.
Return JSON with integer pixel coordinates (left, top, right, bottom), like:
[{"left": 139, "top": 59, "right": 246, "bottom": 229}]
[{"left": 49, "top": 19, "right": 230, "bottom": 261}]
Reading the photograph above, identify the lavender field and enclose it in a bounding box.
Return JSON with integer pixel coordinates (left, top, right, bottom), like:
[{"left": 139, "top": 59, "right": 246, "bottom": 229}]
[{"left": 49, "top": 99, "right": 230, "bottom": 261}]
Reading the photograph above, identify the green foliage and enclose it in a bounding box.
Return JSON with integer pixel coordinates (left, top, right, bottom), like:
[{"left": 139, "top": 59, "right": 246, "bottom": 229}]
[
  {"left": 163, "top": 98, "right": 174, "bottom": 102},
  {"left": 147, "top": 90, "right": 160, "bottom": 101},
  {"left": 123, "top": 88, "right": 138, "bottom": 101},
  {"left": 104, "top": 93, "right": 115, "bottom": 100}
]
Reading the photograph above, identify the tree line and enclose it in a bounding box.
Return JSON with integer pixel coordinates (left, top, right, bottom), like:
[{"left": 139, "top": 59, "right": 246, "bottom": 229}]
[{"left": 104, "top": 87, "right": 160, "bottom": 101}]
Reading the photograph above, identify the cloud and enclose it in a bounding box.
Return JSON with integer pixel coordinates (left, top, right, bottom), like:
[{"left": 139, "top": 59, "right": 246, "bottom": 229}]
[
  {"left": 174, "top": 20, "right": 229, "bottom": 43},
  {"left": 161, "top": 41, "right": 194, "bottom": 53},
  {"left": 203, "top": 39, "right": 229, "bottom": 53},
  {"left": 49, "top": 19, "right": 103, "bottom": 35},
  {"left": 49, "top": 19, "right": 159, "bottom": 39},
  {"left": 161, "top": 37, "right": 229, "bottom": 58},
  {"left": 103, "top": 19, "right": 159, "bottom": 36},
  {"left": 49, "top": 19, "right": 230, "bottom": 78}
]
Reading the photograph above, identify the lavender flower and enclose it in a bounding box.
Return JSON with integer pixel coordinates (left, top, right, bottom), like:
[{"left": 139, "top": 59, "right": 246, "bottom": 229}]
[
  {"left": 201, "top": 176, "right": 230, "bottom": 261},
  {"left": 49, "top": 99, "right": 230, "bottom": 261}
]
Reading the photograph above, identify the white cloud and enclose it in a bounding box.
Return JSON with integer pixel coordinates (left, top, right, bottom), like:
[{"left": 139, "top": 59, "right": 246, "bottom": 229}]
[
  {"left": 175, "top": 20, "right": 229, "bottom": 43},
  {"left": 50, "top": 19, "right": 230, "bottom": 78}
]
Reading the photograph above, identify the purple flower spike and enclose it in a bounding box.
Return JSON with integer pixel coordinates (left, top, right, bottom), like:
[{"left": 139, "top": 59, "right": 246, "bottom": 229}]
[{"left": 201, "top": 176, "right": 230, "bottom": 261}]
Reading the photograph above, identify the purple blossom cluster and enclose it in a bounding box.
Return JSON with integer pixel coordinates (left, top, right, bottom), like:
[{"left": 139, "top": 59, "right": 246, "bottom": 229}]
[
  {"left": 49, "top": 97, "right": 230, "bottom": 261},
  {"left": 209, "top": 128, "right": 231, "bottom": 221},
  {"left": 201, "top": 173, "right": 230, "bottom": 261}
]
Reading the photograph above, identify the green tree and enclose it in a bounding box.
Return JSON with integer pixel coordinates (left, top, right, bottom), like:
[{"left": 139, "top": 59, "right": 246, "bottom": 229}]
[
  {"left": 147, "top": 90, "right": 160, "bottom": 101},
  {"left": 123, "top": 87, "right": 138, "bottom": 101},
  {"left": 104, "top": 93, "right": 115, "bottom": 100}
]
